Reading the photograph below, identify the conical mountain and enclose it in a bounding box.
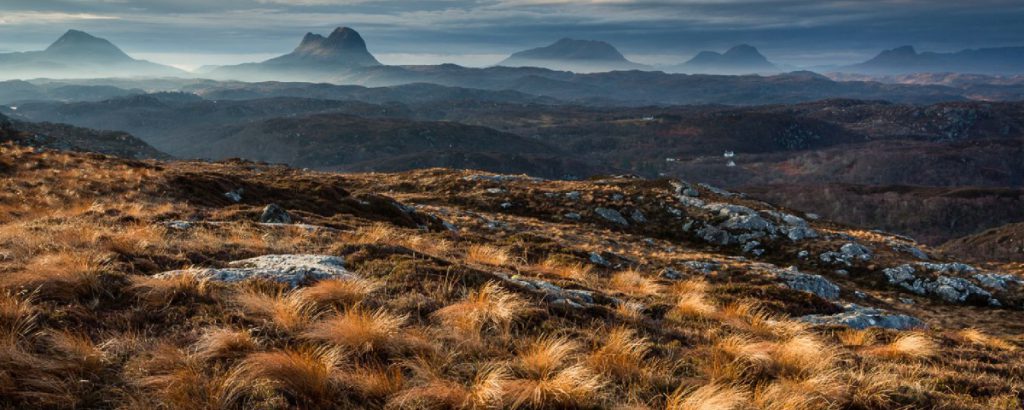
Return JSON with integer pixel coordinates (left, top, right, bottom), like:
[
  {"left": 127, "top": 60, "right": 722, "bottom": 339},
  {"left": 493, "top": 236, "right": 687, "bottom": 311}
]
[
  {"left": 0, "top": 30, "right": 186, "bottom": 80},
  {"left": 43, "top": 30, "right": 133, "bottom": 63}
]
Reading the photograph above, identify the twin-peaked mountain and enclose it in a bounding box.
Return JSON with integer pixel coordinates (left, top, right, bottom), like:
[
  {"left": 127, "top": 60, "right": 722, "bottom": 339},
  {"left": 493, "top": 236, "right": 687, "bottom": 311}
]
[
  {"left": 0, "top": 30, "right": 186, "bottom": 80},
  {"left": 497, "top": 38, "right": 650, "bottom": 73},
  {"left": 672, "top": 44, "right": 780, "bottom": 74},
  {"left": 264, "top": 27, "right": 382, "bottom": 68},
  {"left": 206, "top": 27, "right": 383, "bottom": 80}
]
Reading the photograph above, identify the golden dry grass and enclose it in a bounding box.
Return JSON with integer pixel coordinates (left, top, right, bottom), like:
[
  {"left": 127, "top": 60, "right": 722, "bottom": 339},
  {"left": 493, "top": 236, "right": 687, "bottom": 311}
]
[
  {"left": 955, "top": 328, "right": 1017, "bottom": 351},
  {"left": 864, "top": 334, "right": 937, "bottom": 361},
  {"left": 609, "top": 269, "right": 663, "bottom": 297},
  {"left": 193, "top": 328, "right": 259, "bottom": 361},
  {"left": 465, "top": 244, "right": 512, "bottom": 267},
  {"left": 433, "top": 282, "right": 526, "bottom": 338},
  {"left": 299, "top": 277, "right": 380, "bottom": 307},
  {"left": 233, "top": 289, "right": 319, "bottom": 333},
  {"left": 666, "top": 383, "right": 749, "bottom": 410},
  {"left": 587, "top": 327, "right": 652, "bottom": 383},
  {"left": 302, "top": 308, "right": 407, "bottom": 353}
]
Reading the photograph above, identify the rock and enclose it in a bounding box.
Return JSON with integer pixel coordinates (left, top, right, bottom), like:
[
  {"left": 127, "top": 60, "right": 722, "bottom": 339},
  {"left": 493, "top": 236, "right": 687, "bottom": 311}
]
[
  {"left": 500, "top": 202, "right": 513, "bottom": 209},
  {"left": 485, "top": 188, "right": 506, "bottom": 194},
  {"left": 683, "top": 188, "right": 700, "bottom": 197},
  {"left": 800, "top": 304, "right": 925, "bottom": 330},
  {"left": 594, "top": 207, "right": 629, "bottom": 226},
  {"left": 166, "top": 220, "right": 194, "bottom": 230},
  {"left": 698, "top": 183, "right": 738, "bottom": 197},
  {"left": 661, "top": 268, "right": 684, "bottom": 280},
  {"left": 820, "top": 242, "right": 872, "bottom": 266},
  {"left": 777, "top": 267, "right": 841, "bottom": 300},
  {"left": 682, "top": 261, "right": 721, "bottom": 274},
  {"left": 224, "top": 189, "right": 243, "bottom": 203},
  {"left": 973, "top": 273, "right": 1024, "bottom": 290},
  {"left": 928, "top": 276, "right": 992, "bottom": 304},
  {"left": 565, "top": 191, "right": 581, "bottom": 201},
  {"left": 155, "top": 255, "right": 352, "bottom": 287},
  {"left": 917, "top": 262, "right": 975, "bottom": 275},
  {"left": 797, "top": 250, "right": 810, "bottom": 259},
  {"left": 784, "top": 226, "right": 819, "bottom": 241},
  {"left": 563, "top": 289, "right": 595, "bottom": 304},
  {"left": 840, "top": 243, "right": 872, "bottom": 261},
  {"left": 260, "top": 204, "right": 292, "bottom": 224},
  {"left": 589, "top": 252, "right": 611, "bottom": 267},
  {"left": 630, "top": 209, "right": 647, "bottom": 224},
  {"left": 884, "top": 264, "right": 996, "bottom": 305},
  {"left": 564, "top": 212, "right": 582, "bottom": 221},
  {"left": 697, "top": 225, "right": 733, "bottom": 246},
  {"left": 611, "top": 194, "right": 624, "bottom": 201},
  {"left": 742, "top": 241, "right": 762, "bottom": 254}
]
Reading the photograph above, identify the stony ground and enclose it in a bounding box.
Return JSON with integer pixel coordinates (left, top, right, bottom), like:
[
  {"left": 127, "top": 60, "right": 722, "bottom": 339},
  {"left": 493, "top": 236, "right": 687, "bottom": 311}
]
[{"left": 1, "top": 144, "right": 1022, "bottom": 409}]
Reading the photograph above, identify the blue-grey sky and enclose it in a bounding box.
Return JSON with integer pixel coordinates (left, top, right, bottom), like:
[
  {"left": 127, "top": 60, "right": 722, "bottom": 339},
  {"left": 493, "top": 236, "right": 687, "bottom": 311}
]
[{"left": 1, "top": 0, "right": 1022, "bottom": 70}]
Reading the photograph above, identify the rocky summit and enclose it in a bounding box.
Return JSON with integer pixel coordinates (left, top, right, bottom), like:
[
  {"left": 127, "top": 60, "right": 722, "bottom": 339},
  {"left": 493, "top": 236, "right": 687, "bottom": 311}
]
[{"left": 0, "top": 144, "right": 1021, "bottom": 409}]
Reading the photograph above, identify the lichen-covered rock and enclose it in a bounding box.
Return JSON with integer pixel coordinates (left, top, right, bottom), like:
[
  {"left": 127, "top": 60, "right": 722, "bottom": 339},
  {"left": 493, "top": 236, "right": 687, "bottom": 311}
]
[
  {"left": 682, "top": 261, "right": 721, "bottom": 274},
  {"left": 777, "top": 267, "right": 841, "bottom": 300},
  {"left": 884, "top": 264, "right": 996, "bottom": 305},
  {"left": 594, "top": 207, "right": 629, "bottom": 226},
  {"left": 973, "top": 273, "right": 1024, "bottom": 290},
  {"left": 155, "top": 254, "right": 352, "bottom": 287},
  {"left": 801, "top": 304, "right": 925, "bottom": 330},
  {"left": 260, "top": 203, "right": 291, "bottom": 224},
  {"left": 820, "top": 242, "right": 872, "bottom": 266}
]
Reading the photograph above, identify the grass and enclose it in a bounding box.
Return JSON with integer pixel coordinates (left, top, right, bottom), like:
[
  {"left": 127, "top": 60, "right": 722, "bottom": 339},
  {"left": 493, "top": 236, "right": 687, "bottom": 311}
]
[
  {"left": 432, "top": 282, "right": 526, "bottom": 338},
  {"left": 233, "top": 289, "right": 320, "bottom": 333},
  {"left": 0, "top": 146, "right": 1021, "bottom": 409},
  {"left": 865, "top": 334, "right": 938, "bottom": 361},
  {"left": 299, "top": 277, "right": 380, "bottom": 307},
  {"left": 193, "top": 328, "right": 259, "bottom": 361},
  {"left": 609, "top": 269, "right": 663, "bottom": 297},
  {"left": 465, "top": 244, "right": 512, "bottom": 267},
  {"left": 302, "top": 308, "right": 407, "bottom": 353},
  {"left": 226, "top": 347, "right": 346, "bottom": 407},
  {"left": 955, "top": 328, "right": 1017, "bottom": 351},
  {"left": 667, "top": 383, "right": 749, "bottom": 410}
]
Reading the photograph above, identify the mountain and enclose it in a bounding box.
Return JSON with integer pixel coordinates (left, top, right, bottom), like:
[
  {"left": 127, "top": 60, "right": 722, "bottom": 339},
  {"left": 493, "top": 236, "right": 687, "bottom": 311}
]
[
  {"left": 843, "top": 45, "right": 1024, "bottom": 75},
  {"left": 673, "top": 44, "right": 779, "bottom": 74},
  {"left": 498, "top": 38, "right": 650, "bottom": 73},
  {"left": 0, "top": 30, "right": 187, "bottom": 80},
  {"left": 207, "top": 27, "right": 381, "bottom": 80}
]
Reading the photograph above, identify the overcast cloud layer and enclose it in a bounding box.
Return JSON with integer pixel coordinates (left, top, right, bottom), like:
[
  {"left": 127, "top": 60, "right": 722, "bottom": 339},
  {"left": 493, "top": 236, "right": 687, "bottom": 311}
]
[{"left": 1, "top": 0, "right": 1022, "bottom": 69}]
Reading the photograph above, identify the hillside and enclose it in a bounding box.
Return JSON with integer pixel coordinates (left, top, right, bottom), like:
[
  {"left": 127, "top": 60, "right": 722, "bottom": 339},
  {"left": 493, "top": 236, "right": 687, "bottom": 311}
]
[
  {"left": 0, "top": 144, "right": 1021, "bottom": 409},
  {"left": 941, "top": 222, "right": 1024, "bottom": 263},
  {"left": 0, "top": 112, "right": 166, "bottom": 159}
]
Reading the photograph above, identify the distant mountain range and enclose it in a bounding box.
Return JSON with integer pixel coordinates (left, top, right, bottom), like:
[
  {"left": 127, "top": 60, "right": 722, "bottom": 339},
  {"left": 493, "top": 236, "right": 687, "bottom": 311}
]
[
  {"left": 0, "top": 30, "right": 186, "bottom": 80},
  {"left": 671, "top": 45, "right": 780, "bottom": 74},
  {"left": 497, "top": 38, "right": 650, "bottom": 73},
  {"left": 841, "top": 45, "right": 1024, "bottom": 75}
]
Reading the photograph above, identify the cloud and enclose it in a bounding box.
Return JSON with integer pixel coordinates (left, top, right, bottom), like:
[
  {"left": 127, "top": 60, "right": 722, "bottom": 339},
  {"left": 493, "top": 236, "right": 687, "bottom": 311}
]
[{"left": 0, "top": 11, "right": 119, "bottom": 25}]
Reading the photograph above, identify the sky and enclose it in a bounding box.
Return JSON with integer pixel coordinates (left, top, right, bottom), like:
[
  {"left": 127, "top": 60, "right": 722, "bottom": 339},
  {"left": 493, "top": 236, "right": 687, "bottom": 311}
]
[{"left": 0, "top": 0, "right": 1022, "bottom": 70}]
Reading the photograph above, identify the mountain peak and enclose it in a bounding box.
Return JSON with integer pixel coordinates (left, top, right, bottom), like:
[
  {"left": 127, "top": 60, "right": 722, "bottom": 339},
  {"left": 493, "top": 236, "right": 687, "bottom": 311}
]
[
  {"left": 277, "top": 26, "right": 381, "bottom": 67},
  {"left": 44, "top": 30, "right": 132, "bottom": 61},
  {"left": 681, "top": 44, "right": 776, "bottom": 73},
  {"left": 498, "top": 38, "right": 649, "bottom": 72}
]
